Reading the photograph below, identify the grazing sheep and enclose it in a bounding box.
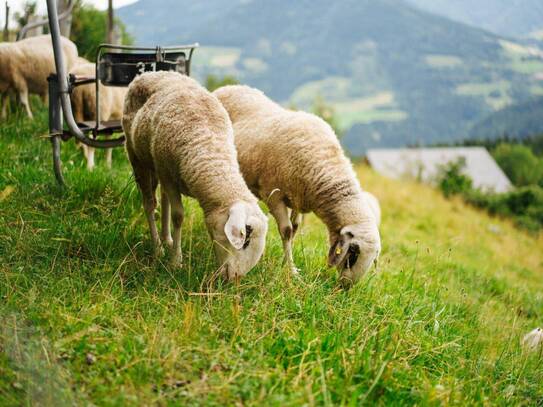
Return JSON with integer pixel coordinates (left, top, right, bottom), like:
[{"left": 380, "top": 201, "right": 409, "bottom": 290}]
[
  {"left": 122, "top": 72, "right": 268, "bottom": 280},
  {"left": 0, "top": 35, "right": 78, "bottom": 118},
  {"left": 214, "top": 85, "right": 381, "bottom": 286},
  {"left": 69, "top": 59, "right": 127, "bottom": 170}
]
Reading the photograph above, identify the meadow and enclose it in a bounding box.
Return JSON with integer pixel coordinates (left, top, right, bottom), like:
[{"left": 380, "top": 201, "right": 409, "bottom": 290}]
[{"left": 1, "top": 106, "right": 543, "bottom": 405}]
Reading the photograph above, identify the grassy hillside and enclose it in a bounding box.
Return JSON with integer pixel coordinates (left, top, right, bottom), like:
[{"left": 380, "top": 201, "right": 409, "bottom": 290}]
[
  {"left": 118, "top": 0, "right": 543, "bottom": 151},
  {"left": 1, "top": 110, "right": 543, "bottom": 405}
]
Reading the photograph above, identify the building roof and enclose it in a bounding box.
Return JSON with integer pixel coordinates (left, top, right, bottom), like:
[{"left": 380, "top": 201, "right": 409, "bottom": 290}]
[{"left": 366, "top": 147, "right": 512, "bottom": 193}]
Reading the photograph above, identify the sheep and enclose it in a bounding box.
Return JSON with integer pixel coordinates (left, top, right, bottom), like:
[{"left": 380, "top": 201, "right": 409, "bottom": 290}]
[
  {"left": 0, "top": 34, "right": 78, "bottom": 119},
  {"left": 69, "top": 58, "right": 127, "bottom": 170},
  {"left": 213, "top": 85, "right": 381, "bottom": 287},
  {"left": 122, "top": 72, "right": 268, "bottom": 280}
]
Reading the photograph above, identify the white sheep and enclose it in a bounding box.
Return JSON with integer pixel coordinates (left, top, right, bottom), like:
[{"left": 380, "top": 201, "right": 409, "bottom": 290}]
[
  {"left": 0, "top": 34, "right": 78, "bottom": 119},
  {"left": 69, "top": 58, "right": 127, "bottom": 170},
  {"left": 122, "top": 72, "right": 268, "bottom": 280},
  {"left": 214, "top": 85, "right": 381, "bottom": 287}
]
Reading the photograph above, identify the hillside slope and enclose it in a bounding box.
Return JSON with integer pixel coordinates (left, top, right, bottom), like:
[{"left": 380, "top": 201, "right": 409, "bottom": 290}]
[
  {"left": 1, "top": 110, "right": 542, "bottom": 404},
  {"left": 406, "top": 0, "right": 543, "bottom": 38},
  {"left": 118, "top": 0, "right": 543, "bottom": 151},
  {"left": 470, "top": 96, "right": 543, "bottom": 139}
]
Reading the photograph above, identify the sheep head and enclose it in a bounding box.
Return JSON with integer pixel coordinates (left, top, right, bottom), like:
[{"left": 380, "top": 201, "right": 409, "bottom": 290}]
[
  {"left": 328, "top": 222, "right": 381, "bottom": 288},
  {"left": 207, "top": 201, "right": 268, "bottom": 281}
]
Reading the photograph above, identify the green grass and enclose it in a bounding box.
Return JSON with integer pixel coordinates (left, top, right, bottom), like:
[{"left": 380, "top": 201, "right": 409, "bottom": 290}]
[{"left": 1, "top": 108, "right": 543, "bottom": 405}]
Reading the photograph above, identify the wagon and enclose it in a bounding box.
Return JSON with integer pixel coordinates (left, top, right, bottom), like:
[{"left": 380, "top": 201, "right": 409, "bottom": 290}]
[{"left": 33, "top": 0, "right": 198, "bottom": 185}]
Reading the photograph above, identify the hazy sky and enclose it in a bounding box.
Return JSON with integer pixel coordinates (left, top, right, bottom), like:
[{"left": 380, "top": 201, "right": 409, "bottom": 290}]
[{"left": 1, "top": 0, "right": 138, "bottom": 27}]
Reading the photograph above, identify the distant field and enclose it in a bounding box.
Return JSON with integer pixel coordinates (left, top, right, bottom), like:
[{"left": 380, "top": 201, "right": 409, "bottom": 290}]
[
  {"left": 1, "top": 108, "right": 543, "bottom": 405},
  {"left": 290, "top": 77, "right": 355, "bottom": 107},
  {"left": 455, "top": 81, "right": 512, "bottom": 110},
  {"left": 531, "top": 86, "right": 543, "bottom": 96},
  {"left": 500, "top": 40, "right": 543, "bottom": 75},
  {"left": 336, "top": 109, "right": 408, "bottom": 130},
  {"left": 424, "top": 54, "right": 463, "bottom": 68},
  {"left": 193, "top": 46, "right": 241, "bottom": 69}
]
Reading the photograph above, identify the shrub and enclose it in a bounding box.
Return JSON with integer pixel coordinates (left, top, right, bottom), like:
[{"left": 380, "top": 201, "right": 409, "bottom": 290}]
[
  {"left": 436, "top": 158, "right": 543, "bottom": 232},
  {"left": 311, "top": 94, "right": 344, "bottom": 138},
  {"left": 70, "top": 0, "right": 133, "bottom": 60},
  {"left": 204, "top": 74, "right": 239, "bottom": 92},
  {"left": 464, "top": 186, "right": 543, "bottom": 232},
  {"left": 437, "top": 158, "right": 473, "bottom": 197},
  {"left": 492, "top": 143, "right": 543, "bottom": 187}
]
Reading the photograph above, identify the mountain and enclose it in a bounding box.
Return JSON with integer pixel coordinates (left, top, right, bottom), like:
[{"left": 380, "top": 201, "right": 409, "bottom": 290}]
[
  {"left": 406, "top": 0, "right": 543, "bottom": 39},
  {"left": 470, "top": 97, "right": 543, "bottom": 139},
  {"left": 118, "top": 0, "right": 543, "bottom": 153}
]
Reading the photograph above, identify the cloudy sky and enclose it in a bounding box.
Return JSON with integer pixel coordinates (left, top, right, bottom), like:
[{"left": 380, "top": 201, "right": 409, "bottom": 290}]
[{"left": 1, "top": 0, "right": 138, "bottom": 27}]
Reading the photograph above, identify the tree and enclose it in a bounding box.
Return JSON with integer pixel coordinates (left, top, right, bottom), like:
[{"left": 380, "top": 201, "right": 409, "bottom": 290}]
[
  {"left": 492, "top": 143, "right": 543, "bottom": 187},
  {"left": 204, "top": 74, "right": 239, "bottom": 92},
  {"left": 311, "top": 94, "right": 344, "bottom": 138},
  {"left": 70, "top": 0, "right": 133, "bottom": 60},
  {"left": 3, "top": 1, "right": 10, "bottom": 41},
  {"left": 13, "top": 1, "right": 37, "bottom": 30}
]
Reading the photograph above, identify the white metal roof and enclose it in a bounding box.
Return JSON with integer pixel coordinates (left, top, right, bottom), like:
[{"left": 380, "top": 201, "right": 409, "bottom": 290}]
[{"left": 366, "top": 147, "right": 512, "bottom": 193}]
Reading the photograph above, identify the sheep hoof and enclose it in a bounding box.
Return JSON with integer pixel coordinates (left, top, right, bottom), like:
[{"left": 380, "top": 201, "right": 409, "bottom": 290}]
[
  {"left": 162, "top": 237, "right": 174, "bottom": 249},
  {"left": 287, "top": 264, "right": 300, "bottom": 276},
  {"left": 153, "top": 244, "right": 165, "bottom": 258},
  {"left": 169, "top": 255, "right": 182, "bottom": 269}
]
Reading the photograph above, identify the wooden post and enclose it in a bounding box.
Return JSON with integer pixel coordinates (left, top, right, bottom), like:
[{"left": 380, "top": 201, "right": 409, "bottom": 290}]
[
  {"left": 107, "top": 0, "right": 113, "bottom": 44},
  {"left": 3, "top": 1, "right": 9, "bottom": 41}
]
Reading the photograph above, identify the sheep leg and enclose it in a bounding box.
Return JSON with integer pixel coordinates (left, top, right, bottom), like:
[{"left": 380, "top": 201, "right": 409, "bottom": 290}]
[
  {"left": 166, "top": 189, "right": 184, "bottom": 267},
  {"left": 83, "top": 145, "right": 95, "bottom": 170},
  {"left": 290, "top": 210, "right": 303, "bottom": 239},
  {"left": 41, "top": 92, "right": 48, "bottom": 105},
  {"left": 19, "top": 88, "right": 33, "bottom": 119},
  {"left": 1, "top": 93, "right": 9, "bottom": 119},
  {"left": 105, "top": 148, "right": 113, "bottom": 169},
  {"left": 160, "top": 189, "right": 173, "bottom": 248},
  {"left": 268, "top": 198, "right": 298, "bottom": 274},
  {"left": 136, "top": 169, "right": 161, "bottom": 256}
]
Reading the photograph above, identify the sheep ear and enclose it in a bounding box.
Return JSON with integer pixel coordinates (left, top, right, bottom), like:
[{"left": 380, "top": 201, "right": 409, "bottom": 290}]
[
  {"left": 224, "top": 203, "right": 247, "bottom": 250},
  {"left": 328, "top": 226, "right": 357, "bottom": 267},
  {"left": 328, "top": 236, "right": 350, "bottom": 267}
]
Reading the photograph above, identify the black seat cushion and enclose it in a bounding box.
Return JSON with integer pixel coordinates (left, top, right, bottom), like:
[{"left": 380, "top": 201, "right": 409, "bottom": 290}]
[{"left": 98, "top": 51, "right": 187, "bottom": 86}]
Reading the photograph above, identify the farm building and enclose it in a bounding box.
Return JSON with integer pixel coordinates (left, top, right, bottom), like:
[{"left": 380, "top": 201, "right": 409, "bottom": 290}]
[{"left": 366, "top": 147, "right": 512, "bottom": 193}]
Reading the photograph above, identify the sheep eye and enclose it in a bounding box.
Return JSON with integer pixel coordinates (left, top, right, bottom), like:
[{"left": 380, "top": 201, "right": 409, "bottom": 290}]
[
  {"left": 347, "top": 244, "right": 360, "bottom": 268},
  {"left": 242, "top": 225, "right": 253, "bottom": 249}
]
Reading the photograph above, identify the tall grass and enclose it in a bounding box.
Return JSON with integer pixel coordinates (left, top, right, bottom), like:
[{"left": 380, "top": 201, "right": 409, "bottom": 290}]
[{"left": 1, "top": 108, "right": 542, "bottom": 405}]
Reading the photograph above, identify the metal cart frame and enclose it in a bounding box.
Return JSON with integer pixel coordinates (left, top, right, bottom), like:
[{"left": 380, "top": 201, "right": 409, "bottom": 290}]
[{"left": 44, "top": 0, "right": 198, "bottom": 185}]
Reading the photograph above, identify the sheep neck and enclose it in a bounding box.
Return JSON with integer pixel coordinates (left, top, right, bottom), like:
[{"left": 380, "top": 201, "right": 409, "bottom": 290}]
[
  {"left": 315, "top": 190, "right": 372, "bottom": 235},
  {"left": 184, "top": 163, "right": 254, "bottom": 215}
]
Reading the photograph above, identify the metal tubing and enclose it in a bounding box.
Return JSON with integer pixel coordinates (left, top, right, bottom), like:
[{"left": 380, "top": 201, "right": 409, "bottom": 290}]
[
  {"left": 46, "top": 0, "right": 125, "bottom": 149},
  {"left": 48, "top": 75, "right": 65, "bottom": 186}
]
